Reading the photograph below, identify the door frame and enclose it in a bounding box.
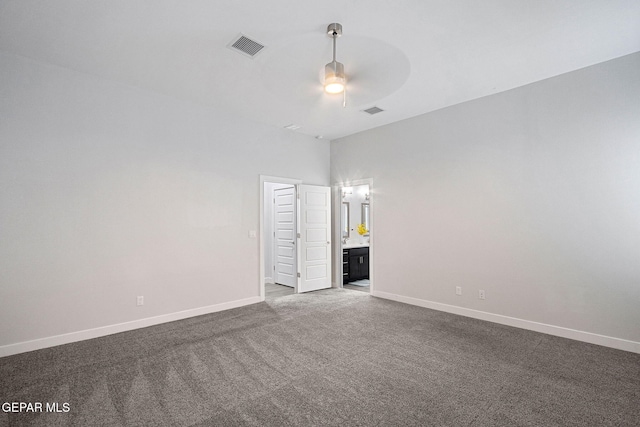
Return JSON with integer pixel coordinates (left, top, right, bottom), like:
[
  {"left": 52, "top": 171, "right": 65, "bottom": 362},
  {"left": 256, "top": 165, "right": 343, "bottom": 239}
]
[
  {"left": 260, "top": 175, "right": 302, "bottom": 301},
  {"left": 332, "top": 178, "right": 374, "bottom": 293}
]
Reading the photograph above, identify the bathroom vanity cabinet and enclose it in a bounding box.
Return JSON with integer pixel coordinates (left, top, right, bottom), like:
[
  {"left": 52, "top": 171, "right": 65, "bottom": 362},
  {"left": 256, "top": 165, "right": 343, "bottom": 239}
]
[{"left": 343, "top": 246, "right": 369, "bottom": 283}]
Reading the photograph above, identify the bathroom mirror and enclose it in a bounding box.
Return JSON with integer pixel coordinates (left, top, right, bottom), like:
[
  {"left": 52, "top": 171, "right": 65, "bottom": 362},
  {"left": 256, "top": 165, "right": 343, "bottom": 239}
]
[
  {"left": 342, "top": 202, "right": 350, "bottom": 238},
  {"left": 361, "top": 203, "right": 370, "bottom": 235}
]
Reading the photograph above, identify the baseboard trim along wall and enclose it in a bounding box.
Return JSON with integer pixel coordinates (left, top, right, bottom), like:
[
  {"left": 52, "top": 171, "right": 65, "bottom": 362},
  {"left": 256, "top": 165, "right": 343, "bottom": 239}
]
[
  {"left": 0, "top": 296, "right": 262, "bottom": 358},
  {"left": 372, "top": 290, "right": 640, "bottom": 354}
]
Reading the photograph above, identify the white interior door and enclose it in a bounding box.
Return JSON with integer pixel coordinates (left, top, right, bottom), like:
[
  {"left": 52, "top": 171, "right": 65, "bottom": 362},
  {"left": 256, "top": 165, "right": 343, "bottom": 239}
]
[
  {"left": 274, "top": 186, "right": 296, "bottom": 287},
  {"left": 298, "top": 184, "right": 332, "bottom": 293}
]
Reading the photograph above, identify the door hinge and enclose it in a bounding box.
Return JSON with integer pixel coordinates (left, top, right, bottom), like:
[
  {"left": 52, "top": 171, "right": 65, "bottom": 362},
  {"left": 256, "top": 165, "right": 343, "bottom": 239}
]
[
  {"left": 297, "top": 272, "right": 301, "bottom": 278},
  {"left": 297, "top": 233, "right": 300, "bottom": 238}
]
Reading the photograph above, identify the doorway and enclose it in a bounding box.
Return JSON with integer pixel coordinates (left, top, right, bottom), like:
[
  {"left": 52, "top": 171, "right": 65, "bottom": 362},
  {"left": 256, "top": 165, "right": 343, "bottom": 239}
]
[
  {"left": 336, "top": 180, "right": 373, "bottom": 294},
  {"left": 260, "top": 176, "right": 333, "bottom": 301}
]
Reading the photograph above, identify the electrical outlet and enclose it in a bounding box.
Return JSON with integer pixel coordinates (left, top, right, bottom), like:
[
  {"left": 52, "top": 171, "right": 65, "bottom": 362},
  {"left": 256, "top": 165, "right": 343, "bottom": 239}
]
[
  {"left": 455, "top": 286, "right": 462, "bottom": 296},
  {"left": 478, "top": 290, "right": 485, "bottom": 300},
  {"left": 137, "top": 296, "right": 144, "bottom": 306}
]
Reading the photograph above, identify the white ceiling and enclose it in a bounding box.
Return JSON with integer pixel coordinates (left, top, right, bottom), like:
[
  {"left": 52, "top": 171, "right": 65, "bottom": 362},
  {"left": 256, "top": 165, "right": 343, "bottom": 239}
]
[{"left": 1, "top": 0, "right": 639, "bottom": 140}]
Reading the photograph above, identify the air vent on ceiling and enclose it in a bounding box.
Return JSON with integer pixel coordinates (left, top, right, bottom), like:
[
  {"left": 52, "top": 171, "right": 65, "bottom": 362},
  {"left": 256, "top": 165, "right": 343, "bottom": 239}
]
[
  {"left": 363, "top": 106, "right": 384, "bottom": 115},
  {"left": 227, "top": 34, "right": 265, "bottom": 58}
]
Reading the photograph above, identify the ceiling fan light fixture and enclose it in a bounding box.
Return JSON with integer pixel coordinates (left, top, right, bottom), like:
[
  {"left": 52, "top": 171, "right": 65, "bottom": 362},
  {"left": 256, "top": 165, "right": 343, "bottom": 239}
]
[
  {"left": 324, "top": 60, "right": 346, "bottom": 94},
  {"left": 323, "top": 23, "right": 346, "bottom": 95}
]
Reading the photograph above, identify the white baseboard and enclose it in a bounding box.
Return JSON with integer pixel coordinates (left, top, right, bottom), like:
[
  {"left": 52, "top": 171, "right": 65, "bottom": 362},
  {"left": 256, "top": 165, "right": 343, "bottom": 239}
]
[
  {"left": 0, "top": 296, "right": 262, "bottom": 358},
  {"left": 264, "top": 277, "right": 274, "bottom": 285},
  {"left": 372, "top": 290, "right": 640, "bottom": 354}
]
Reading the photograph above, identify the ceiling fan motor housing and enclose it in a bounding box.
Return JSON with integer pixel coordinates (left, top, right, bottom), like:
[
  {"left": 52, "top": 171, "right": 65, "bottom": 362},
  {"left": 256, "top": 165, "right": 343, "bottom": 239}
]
[{"left": 325, "top": 61, "right": 345, "bottom": 80}]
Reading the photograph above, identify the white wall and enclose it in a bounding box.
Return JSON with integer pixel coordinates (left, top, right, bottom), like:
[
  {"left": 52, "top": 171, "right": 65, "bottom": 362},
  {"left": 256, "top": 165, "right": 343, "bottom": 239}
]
[
  {"left": 331, "top": 52, "right": 640, "bottom": 349},
  {"left": 0, "top": 52, "right": 329, "bottom": 352}
]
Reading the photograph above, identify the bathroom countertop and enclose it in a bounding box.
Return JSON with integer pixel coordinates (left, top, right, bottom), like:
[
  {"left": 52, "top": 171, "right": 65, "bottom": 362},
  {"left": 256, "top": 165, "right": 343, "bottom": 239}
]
[{"left": 343, "top": 243, "right": 369, "bottom": 249}]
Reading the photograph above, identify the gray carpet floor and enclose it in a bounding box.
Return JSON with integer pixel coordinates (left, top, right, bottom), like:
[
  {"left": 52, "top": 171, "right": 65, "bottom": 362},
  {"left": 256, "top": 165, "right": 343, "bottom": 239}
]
[
  {"left": 1, "top": 288, "right": 639, "bottom": 426},
  {"left": 265, "top": 283, "right": 295, "bottom": 298},
  {"left": 343, "top": 284, "right": 369, "bottom": 293}
]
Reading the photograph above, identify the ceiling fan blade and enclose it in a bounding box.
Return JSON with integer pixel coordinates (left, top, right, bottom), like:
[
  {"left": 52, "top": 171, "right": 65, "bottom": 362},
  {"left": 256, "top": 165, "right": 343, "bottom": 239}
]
[{"left": 260, "top": 34, "right": 409, "bottom": 108}]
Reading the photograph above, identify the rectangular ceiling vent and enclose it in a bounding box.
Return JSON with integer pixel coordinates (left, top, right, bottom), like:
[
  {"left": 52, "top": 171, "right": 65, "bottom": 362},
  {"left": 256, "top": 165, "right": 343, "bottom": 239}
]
[
  {"left": 363, "top": 106, "right": 384, "bottom": 115},
  {"left": 227, "top": 34, "right": 265, "bottom": 58}
]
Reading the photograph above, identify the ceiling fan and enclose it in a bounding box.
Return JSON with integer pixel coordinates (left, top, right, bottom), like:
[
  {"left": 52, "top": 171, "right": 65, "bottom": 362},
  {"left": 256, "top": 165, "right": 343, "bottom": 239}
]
[
  {"left": 323, "top": 23, "right": 347, "bottom": 107},
  {"left": 258, "top": 23, "right": 409, "bottom": 113}
]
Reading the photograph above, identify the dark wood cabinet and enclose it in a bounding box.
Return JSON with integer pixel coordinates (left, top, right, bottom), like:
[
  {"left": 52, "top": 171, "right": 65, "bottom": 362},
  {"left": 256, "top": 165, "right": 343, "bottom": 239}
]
[
  {"left": 342, "top": 249, "right": 349, "bottom": 283},
  {"left": 343, "top": 247, "right": 369, "bottom": 283}
]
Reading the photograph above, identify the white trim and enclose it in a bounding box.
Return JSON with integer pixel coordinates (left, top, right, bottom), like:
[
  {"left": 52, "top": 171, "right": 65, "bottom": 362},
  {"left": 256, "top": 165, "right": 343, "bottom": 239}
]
[
  {"left": 264, "top": 276, "right": 274, "bottom": 285},
  {"left": 332, "top": 185, "right": 342, "bottom": 288},
  {"left": 0, "top": 296, "right": 261, "bottom": 358},
  {"left": 372, "top": 290, "right": 640, "bottom": 354}
]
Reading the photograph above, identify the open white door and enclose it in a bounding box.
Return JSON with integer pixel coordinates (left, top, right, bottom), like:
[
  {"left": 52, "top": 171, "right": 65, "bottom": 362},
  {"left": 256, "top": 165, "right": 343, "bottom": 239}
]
[
  {"left": 297, "top": 184, "right": 332, "bottom": 293},
  {"left": 274, "top": 186, "right": 296, "bottom": 287}
]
